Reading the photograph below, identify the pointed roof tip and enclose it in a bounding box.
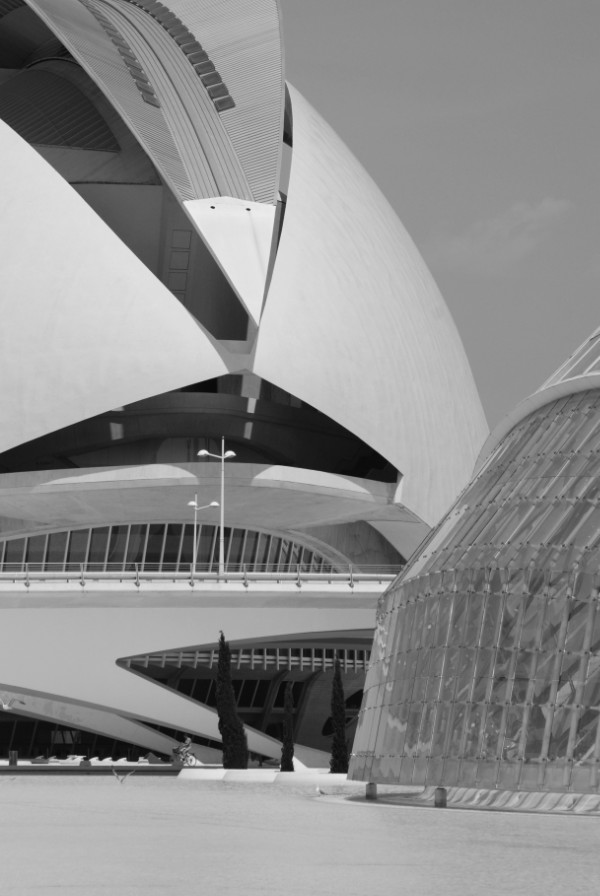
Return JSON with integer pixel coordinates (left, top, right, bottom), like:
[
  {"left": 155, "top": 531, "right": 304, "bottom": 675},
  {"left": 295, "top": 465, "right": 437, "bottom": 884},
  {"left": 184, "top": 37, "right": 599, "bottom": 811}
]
[{"left": 185, "top": 198, "right": 276, "bottom": 326}]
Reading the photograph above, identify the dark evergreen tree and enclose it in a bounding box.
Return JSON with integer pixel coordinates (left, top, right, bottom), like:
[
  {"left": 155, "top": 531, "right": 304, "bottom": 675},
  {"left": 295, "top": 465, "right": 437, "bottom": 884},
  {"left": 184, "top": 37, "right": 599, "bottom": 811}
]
[
  {"left": 280, "top": 682, "right": 295, "bottom": 772},
  {"left": 215, "top": 631, "right": 248, "bottom": 769},
  {"left": 329, "top": 656, "right": 349, "bottom": 774}
]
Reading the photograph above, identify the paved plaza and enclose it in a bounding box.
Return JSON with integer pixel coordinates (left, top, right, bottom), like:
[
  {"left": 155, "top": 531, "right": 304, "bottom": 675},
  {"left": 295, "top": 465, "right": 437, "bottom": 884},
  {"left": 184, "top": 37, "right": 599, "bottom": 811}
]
[{"left": 0, "top": 773, "right": 597, "bottom": 895}]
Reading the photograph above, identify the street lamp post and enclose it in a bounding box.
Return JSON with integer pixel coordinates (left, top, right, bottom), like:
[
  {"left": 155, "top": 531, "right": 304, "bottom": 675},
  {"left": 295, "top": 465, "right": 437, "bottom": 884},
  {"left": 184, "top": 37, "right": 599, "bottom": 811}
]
[
  {"left": 187, "top": 495, "right": 219, "bottom": 573},
  {"left": 197, "top": 437, "right": 236, "bottom": 576}
]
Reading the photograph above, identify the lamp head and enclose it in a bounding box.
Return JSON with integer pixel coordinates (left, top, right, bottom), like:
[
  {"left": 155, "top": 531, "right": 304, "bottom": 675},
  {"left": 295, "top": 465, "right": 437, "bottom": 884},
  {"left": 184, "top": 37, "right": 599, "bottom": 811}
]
[
  {"left": 197, "top": 449, "right": 209, "bottom": 458},
  {"left": 224, "top": 450, "right": 236, "bottom": 459},
  {"left": 209, "top": 501, "right": 219, "bottom": 507},
  {"left": 187, "top": 500, "right": 197, "bottom": 508}
]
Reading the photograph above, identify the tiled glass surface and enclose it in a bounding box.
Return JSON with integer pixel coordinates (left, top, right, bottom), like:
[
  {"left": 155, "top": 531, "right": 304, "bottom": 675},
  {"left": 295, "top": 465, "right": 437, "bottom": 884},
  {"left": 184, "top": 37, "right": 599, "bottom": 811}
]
[
  {"left": 350, "top": 390, "right": 600, "bottom": 792},
  {"left": 0, "top": 524, "right": 336, "bottom": 574}
]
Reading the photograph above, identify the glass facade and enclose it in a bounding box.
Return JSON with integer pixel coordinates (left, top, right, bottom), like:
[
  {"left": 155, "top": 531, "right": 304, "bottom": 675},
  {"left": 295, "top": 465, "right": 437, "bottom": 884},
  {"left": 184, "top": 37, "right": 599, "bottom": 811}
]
[
  {"left": 0, "top": 524, "right": 337, "bottom": 574},
  {"left": 350, "top": 390, "right": 600, "bottom": 792}
]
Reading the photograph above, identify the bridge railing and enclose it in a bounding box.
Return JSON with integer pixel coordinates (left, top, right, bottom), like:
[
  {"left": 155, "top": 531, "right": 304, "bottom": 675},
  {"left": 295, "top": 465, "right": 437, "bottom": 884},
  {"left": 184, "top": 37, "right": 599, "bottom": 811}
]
[{"left": 0, "top": 563, "right": 402, "bottom": 588}]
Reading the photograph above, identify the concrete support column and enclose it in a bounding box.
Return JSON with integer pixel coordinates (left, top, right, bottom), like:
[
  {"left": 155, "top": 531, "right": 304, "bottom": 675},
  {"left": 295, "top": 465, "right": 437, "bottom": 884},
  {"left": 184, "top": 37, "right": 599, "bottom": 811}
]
[{"left": 434, "top": 786, "right": 447, "bottom": 808}]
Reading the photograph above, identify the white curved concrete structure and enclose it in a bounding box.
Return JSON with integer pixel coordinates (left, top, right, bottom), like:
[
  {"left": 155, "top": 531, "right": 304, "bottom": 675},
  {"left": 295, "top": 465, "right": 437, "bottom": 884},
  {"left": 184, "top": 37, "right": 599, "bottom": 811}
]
[
  {"left": 256, "top": 87, "right": 488, "bottom": 526},
  {"left": 185, "top": 197, "right": 276, "bottom": 323},
  {"left": 0, "top": 1, "right": 487, "bottom": 764},
  {"left": 0, "top": 463, "right": 419, "bottom": 531}
]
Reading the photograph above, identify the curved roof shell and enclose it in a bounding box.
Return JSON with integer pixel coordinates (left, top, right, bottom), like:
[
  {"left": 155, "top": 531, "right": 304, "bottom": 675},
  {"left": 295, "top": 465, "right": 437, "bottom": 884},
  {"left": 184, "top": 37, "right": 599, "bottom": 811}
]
[{"left": 255, "top": 87, "right": 488, "bottom": 525}]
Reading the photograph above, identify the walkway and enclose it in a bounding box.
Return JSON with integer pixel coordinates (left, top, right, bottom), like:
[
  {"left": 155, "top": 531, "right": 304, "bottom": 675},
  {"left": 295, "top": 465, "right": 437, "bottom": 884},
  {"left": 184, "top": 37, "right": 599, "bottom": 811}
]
[{"left": 0, "top": 774, "right": 597, "bottom": 895}]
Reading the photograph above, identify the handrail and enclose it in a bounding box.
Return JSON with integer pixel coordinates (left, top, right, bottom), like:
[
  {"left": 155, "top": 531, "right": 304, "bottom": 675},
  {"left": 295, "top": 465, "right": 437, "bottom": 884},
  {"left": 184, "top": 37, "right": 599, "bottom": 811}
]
[{"left": 0, "top": 562, "right": 401, "bottom": 588}]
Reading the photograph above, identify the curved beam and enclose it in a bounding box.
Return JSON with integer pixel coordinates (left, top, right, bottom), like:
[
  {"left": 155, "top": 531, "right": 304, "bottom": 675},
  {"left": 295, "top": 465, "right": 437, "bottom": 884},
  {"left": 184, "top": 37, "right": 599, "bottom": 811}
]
[
  {"left": 0, "top": 691, "right": 181, "bottom": 757},
  {"left": 0, "top": 462, "right": 416, "bottom": 536}
]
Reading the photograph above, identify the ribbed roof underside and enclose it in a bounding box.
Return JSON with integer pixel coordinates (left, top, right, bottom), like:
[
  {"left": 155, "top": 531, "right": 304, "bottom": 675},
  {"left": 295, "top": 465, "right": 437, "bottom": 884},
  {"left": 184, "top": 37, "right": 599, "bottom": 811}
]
[
  {"left": 0, "top": 0, "right": 22, "bottom": 18},
  {"left": 0, "top": 69, "right": 118, "bottom": 150},
  {"left": 168, "top": 0, "right": 284, "bottom": 203},
  {"left": 25, "top": 36, "right": 70, "bottom": 64}
]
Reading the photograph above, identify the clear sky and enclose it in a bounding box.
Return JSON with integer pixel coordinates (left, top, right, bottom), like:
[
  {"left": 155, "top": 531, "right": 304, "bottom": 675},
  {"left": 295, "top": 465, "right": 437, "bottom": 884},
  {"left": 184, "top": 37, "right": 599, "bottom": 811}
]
[{"left": 279, "top": 0, "right": 600, "bottom": 430}]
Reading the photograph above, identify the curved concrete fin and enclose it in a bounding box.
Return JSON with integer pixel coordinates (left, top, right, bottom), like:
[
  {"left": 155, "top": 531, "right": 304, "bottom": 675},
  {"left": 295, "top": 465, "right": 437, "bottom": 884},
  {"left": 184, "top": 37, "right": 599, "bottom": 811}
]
[
  {"left": 185, "top": 197, "right": 276, "bottom": 325},
  {"left": 0, "top": 692, "right": 179, "bottom": 757},
  {"left": 255, "top": 87, "right": 488, "bottom": 526}
]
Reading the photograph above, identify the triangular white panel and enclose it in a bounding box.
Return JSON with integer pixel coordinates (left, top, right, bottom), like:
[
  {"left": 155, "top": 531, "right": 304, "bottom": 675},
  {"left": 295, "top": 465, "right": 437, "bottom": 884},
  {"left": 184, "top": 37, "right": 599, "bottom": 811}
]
[{"left": 185, "top": 197, "right": 276, "bottom": 325}]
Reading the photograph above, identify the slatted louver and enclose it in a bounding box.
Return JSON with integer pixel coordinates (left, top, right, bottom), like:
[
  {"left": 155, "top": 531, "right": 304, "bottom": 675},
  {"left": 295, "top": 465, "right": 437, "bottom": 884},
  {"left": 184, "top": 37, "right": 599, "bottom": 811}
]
[
  {"left": 0, "top": 69, "right": 118, "bottom": 149},
  {"left": 0, "top": 0, "right": 23, "bottom": 18}
]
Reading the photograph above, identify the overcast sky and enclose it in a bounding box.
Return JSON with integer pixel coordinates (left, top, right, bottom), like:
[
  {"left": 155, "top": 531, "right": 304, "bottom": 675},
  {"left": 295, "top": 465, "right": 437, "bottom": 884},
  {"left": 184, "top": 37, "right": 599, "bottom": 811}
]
[{"left": 279, "top": 0, "right": 600, "bottom": 430}]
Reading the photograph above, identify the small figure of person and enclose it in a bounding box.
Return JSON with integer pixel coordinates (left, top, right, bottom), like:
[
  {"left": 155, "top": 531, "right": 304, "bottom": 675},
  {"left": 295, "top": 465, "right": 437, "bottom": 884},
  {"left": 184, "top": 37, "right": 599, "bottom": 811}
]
[{"left": 173, "top": 735, "right": 193, "bottom": 765}]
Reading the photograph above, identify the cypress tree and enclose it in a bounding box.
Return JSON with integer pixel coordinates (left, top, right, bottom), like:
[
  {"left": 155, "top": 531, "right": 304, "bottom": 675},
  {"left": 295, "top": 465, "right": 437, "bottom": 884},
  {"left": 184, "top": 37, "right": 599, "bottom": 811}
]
[
  {"left": 329, "top": 656, "right": 349, "bottom": 774},
  {"left": 280, "top": 682, "right": 295, "bottom": 772},
  {"left": 215, "top": 631, "right": 248, "bottom": 769}
]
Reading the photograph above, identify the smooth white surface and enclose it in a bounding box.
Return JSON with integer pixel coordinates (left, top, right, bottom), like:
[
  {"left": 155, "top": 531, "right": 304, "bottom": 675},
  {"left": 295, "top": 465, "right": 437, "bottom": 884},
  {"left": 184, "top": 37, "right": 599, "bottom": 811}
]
[
  {"left": 0, "top": 777, "right": 597, "bottom": 895},
  {"left": 185, "top": 197, "right": 275, "bottom": 324},
  {"left": 256, "top": 87, "right": 488, "bottom": 526},
  {"left": 0, "top": 121, "right": 228, "bottom": 453}
]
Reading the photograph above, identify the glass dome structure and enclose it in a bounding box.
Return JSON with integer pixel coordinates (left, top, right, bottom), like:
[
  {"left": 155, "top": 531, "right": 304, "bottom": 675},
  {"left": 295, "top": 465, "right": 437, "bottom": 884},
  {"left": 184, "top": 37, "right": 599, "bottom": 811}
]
[{"left": 351, "top": 382, "right": 600, "bottom": 793}]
